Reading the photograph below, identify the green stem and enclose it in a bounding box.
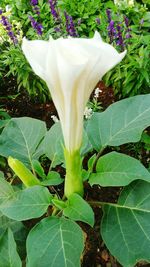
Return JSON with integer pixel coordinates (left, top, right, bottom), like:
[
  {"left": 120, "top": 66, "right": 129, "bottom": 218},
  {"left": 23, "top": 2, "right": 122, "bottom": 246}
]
[
  {"left": 64, "top": 149, "right": 84, "bottom": 198},
  {"left": 92, "top": 147, "right": 106, "bottom": 172}
]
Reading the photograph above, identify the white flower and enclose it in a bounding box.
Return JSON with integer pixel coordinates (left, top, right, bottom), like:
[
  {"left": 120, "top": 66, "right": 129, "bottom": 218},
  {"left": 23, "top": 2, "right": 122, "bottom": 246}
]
[
  {"left": 94, "top": 87, "right": 101, "bottom": 98},
  {"left": 22, "top": 32, "right": 126, "bottom": 153},
  {"left": 114, "top": 0, "right": 134, "bottom": 6},
  {"left": 128, "top": 0, "right": 134, "bottom": 6},
  {"left": 51, "top": 115, "right": 59, "bottom": 123},
  {"left": 84, "top": 107, "right": 93, "bottom": 120}
]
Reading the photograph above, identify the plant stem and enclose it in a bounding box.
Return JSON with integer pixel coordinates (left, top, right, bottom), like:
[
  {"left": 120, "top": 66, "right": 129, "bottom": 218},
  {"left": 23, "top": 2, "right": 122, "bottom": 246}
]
[
  {"left": 92, "top": 147, "right": 106, "bottom": 172},
  {"left": 64, "top": 149, "right": 84, "bottom": 198}
]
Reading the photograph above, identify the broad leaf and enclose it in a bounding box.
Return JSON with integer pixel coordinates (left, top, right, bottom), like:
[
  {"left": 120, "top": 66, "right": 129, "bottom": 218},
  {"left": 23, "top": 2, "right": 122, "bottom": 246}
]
[
  {"left": 63, "top": 193, "right": 94, "bottom": 227},
  {"left": 0, "top": 228, "right": 21, "bottom": 267},
  {"left": 26, "top": 216, "right": 84, "bottom": 267},
  {"left": 0, "top": 185, "right": 52, "bottom": 221},
  {"left": 0, "top": 210, "right": 24, "bottom": 235},
  {"left": 41, "top": 171, "right": 63, "bottom": 186},
  {"left": 87, "top": 94, "right": 150, "bottom": 150},
  {"left": 0, "top": 117, "right": 46, "bottom": 168},
  {"left": 42, "top": 122, "right": 64, "bottom": 167},
  {"left": 89, "top": 152, "right": 150, "bottom": 186},
  {"left": 0, "top": 211, "right": 28, "bottom": 258},
  {"left": 0, "top": 174, "right": 14, "bottom": 205},
  {"left": 101, "top": 180, "right": 150, "bottom": 267}
]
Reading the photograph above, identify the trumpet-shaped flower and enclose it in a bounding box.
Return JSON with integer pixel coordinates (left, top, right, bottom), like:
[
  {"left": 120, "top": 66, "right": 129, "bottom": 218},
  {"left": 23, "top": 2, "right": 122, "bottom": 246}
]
[
  {"left": 22, "top": 32, "right": 126, "bottom": 197},
  {"left": 22, "top": 32, "right": 126, "bottom": 153}
]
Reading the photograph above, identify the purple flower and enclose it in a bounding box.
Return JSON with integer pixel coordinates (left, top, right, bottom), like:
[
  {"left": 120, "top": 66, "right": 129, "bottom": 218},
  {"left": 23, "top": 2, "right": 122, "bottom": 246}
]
[
  {"left": 107, "top": 20, "right": 116, "bottom": 43},
  {"left": 124, "top": 16, "right": 129, "bottom": 27},
  {"left": 29, "top": 15, "right": 43, "bottom": 35},
  {"left": 106, "top": 9, "right": 111, "bottom": 23},
  {"left": 48, "top": 0, "right": 59, "bottom": 20},
  {"left": 116, "top": 23, "right": 125, "bottom": 50},
  {"left": 30, "top": 0, "right": 38, "bottom": 6},
  {"left": 64, "top": 11, "right": 78, "bottom": 37},
  {"left": 54, "top": 26, "right": 61, "bottom": 32},
  {"left": 0, "top": 15, "right": 18, "bottom": 44},
  {"left": 33, "top": 5, "right": 40, "bottom": 15},
  {"left": 125, "top": 33, "right": 132, "bottom": 39},
  {"left": 124, "top": 16, "right": 132, "bottom": 41},
  {"left": 95, "top": 18, "right": 100, "bottom": 25},
  {"left": 0, "top": 9, "right": 2, "bottom": 15}
]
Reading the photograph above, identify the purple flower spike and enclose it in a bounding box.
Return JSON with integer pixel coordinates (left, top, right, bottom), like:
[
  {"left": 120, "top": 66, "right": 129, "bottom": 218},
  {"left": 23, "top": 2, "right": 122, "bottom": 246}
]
[
  {"left": 116, "top": 23, "right": 125, "bottom": 50},
  {"left": 29, "top": 15, "right": 43, "bottom": 35},
  {"left": 49, "top": 0, "right": 59, "bottom": 20},
  {"left": 107, "top": 20, "right": 116, "bottom": 43},
  {"left": 106, "top": 9, "right": 111, "bottom": 23},
  {"left": 0, "top": 9, "right": 3, "bottom": 15},
  {"left": 0, "top": 14, "right": 18, "bottom": 44},
  {"left": 64, "top": 11, "right": 78, "bottom": 37},
  {"left": 125, "top": 33, "right": 132, "bottom": 39},
  {"left": 124, "top": 16, "right": 129, "bottom": 27},
  {"left": 54, "top": 26, "right": 61, "bottom": 32},
  {"left": 95, "top": 18, "right": 100, "bottom": 25},
  {"left": 30, "top": 0, "right": 38, "bottom": 6}
]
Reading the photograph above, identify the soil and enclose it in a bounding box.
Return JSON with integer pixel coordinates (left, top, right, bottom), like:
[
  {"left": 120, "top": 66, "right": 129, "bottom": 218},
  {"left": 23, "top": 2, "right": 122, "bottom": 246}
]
[{"left": 0, "top": 76, "right": 150, "bottom": 267}]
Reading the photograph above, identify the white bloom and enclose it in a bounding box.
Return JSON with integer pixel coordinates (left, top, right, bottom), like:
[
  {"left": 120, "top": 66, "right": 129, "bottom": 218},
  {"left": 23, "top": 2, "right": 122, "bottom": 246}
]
[
  {"left": 51, "top": 115, "right": 59, "bottom": 123},
  {"left": 128, "top": 0, "right": 134, "bottom": 6},
  {"left": 5, "top": 5, "right": 12, "bottom": 12},
  {"left": 114, "top": 0, "right": 134, "bottom": 6},
  {"left": 84, "top": 107, "right": 93, "bottom": 120},
  {"left": 94, "top": 87, "right": 101, "bottom": 98},
  {"left": 22, "top": 32, "right": 126, "bottom": 152}
]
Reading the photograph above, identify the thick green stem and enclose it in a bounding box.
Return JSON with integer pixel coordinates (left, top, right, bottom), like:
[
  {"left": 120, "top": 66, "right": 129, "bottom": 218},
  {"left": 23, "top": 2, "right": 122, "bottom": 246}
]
[{"left": 64, "top": 149, "right": 84, "bottom": 198}]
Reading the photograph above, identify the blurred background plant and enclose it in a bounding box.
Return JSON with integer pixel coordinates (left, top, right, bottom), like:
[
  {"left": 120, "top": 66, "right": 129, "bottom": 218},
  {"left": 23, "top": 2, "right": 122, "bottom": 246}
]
[{"left": 0, "top": 0, "right": 149, "bottom": 102}]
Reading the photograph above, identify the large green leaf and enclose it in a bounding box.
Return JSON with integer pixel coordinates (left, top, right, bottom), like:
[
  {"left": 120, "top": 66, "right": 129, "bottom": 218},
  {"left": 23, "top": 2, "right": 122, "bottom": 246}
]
[
  {"left": 26, "top": 216, "right": 84, "bottom": 267},
  {"left": 0, "top": 185, "right": 52, "bottom": 221},
  {"left": 0, "top": 174, "right": 14, "bottom": 205},
  {"left": 89, "top": 152, "right": 150, "bottom": 186},
  {"left": 0, "top": 211, "right": 27, "bottom": 258},
  {"left": 0, "top": 210, "right": 24, "bottom": 235},
  {"left": 42, "top": 122, "right": 64, "bottom": 167},
  {"left": 0, "top": 228, "right": 21, "bottom": 267},
  {"left": 101, "top": 180, "right": 150, "bottom": 267},
  {"left": 0, "top": 117, "right": 46, "bottom": 168},
  {"left": 87, "top": 94, "right": 150, "bottom": 150},
  {"left": 63, "top": 193, "right": 94, "bottom": 227}
]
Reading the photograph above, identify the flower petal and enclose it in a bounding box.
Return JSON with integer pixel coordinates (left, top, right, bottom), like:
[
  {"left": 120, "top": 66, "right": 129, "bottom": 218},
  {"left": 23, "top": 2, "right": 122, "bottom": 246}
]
[{"left": 22, "top": 37, "right": 49, "bottom": 81}]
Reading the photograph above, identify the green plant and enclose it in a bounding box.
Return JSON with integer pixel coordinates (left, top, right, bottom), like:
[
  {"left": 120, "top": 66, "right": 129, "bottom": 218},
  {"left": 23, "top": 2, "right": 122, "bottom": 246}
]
[
  {"left": 0, "top": 95, "right": 150, "bottom": 266},
  {"left": 1, "top": 31, "right": 150, "bottom": 266}
]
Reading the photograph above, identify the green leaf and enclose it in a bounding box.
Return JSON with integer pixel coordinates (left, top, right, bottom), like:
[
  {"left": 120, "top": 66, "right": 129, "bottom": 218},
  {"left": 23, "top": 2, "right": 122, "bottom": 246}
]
[
  {"left": 0, "top": 175, "right": 14, "bottom": 205},
  {"left": 0, "top": 228, "right": 21, "bottom": 267},
  {"left": 101, "top": 180, "right": 150, "bottom": 267},
  {"left": 41, "top": 171, "right": 63, "bottom": 186},
  {"left": 26, "top": 216, "right": 84, "bottom": 267},
  {"left": 0, "top": 211, "right": 27, "bottom": 258},
  {"left": 0, "top": 186, "right": 52, "bottom": 221},
  {"left": 87, "top": 94, "right": 150, "bottom": 150},
  {"left": 64, "top": 193, "right": 94, "bottom": 227},
  {"left": 32, "top": 159, "right": 46, "bottom": 179},
  {"left": 0, "top": 117, "right": 46, "bottom": 168},
  {"left": 42, "top": 122, "right": 64, "bottom": 167},
  {"left": 89, "top": 152, "right": 150, "bottom": 186}
]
